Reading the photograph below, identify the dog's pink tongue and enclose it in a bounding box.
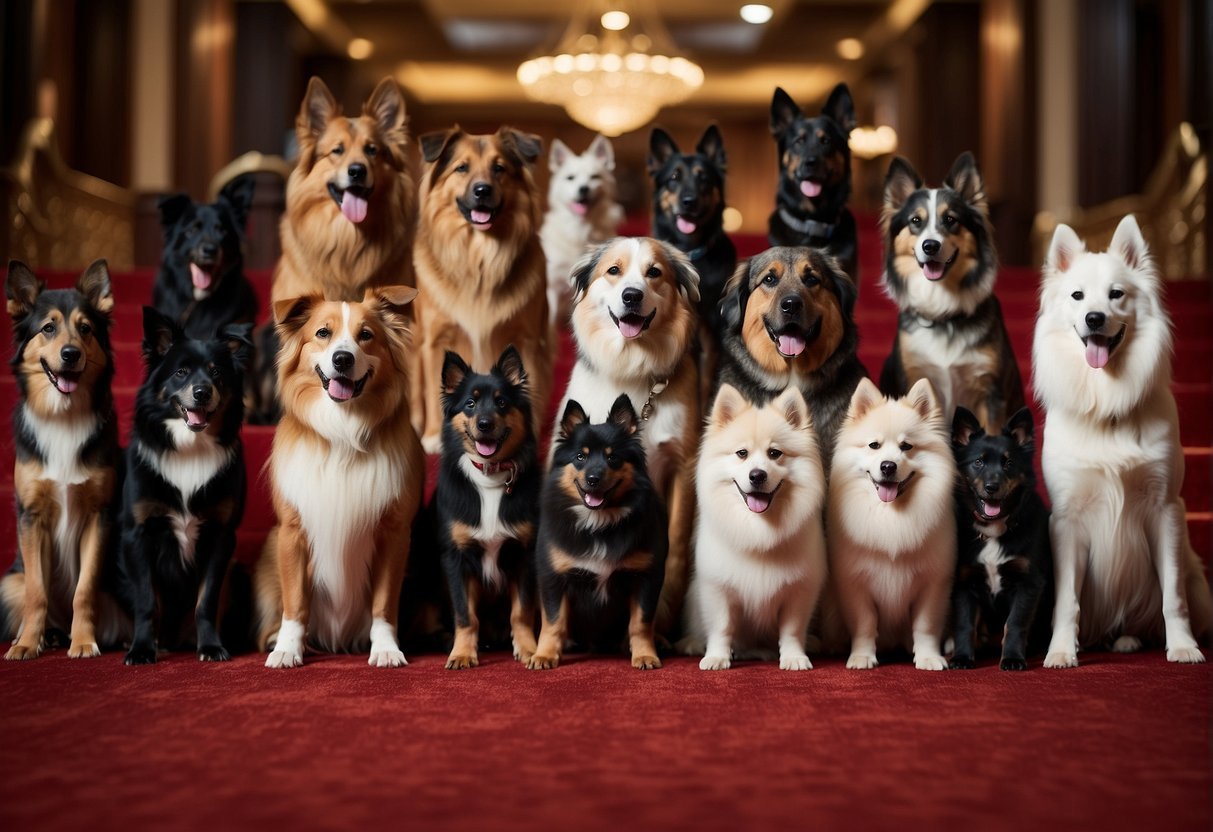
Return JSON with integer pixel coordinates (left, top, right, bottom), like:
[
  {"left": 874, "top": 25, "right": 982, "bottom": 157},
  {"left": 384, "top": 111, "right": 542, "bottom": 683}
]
[
  {"left": 190, "top": 263, "right": 212, "bottom": 290},
  {"left": 56, "top": 376, "right": 78, "bottom": 394},
  {"left": 341, "top": 191, "right": 368, "bottom": 224},
  {"left": 617, "top": 315, "right": 645, "bottom": 339},
  {"left": 800, "top": 180, "right": 822, "bottom": 198},
  {"left": 1085, "top": 336, "right": 1110, "bottom": 369},
  {"left": 583, "top": 491, "right": 605, "bottom": 508},
  {"left": 676, "top": 216, "right": 697, "bottom": 235},
  {"left": 923, "top": 261, "right": 945, "bottom": 281},
  {"left": 475, "top": 439, "right": 499, "bottom": 457},
  {"left": 777, "top": 333, "right": 806, "bottom": 357},
  {"left": 981, "top": 500, "right": 1002, "bottom": 518},
  {"left": 877, "top": 481, "right": 899, "bottom": 503},
  {"left": 328, "top": 376, "right": 355, "bottom": 401},
  {"left": 570, "top": 202, "right": 588, "bottom": 216},
  {"left": 744, "top": 492, "right": 772, "bottom": 513},
  {"left": 470, "top": 209, "right": 492, "bottom": 227},
  {"left": 185, "top": 408, "right": 207, "bottom": 427}
]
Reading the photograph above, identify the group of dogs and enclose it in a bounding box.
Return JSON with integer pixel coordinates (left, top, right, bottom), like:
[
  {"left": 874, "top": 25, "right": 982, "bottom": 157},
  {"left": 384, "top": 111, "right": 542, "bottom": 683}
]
[{"left": 2, "top": 76, "right": 1209, "bottom": 674}]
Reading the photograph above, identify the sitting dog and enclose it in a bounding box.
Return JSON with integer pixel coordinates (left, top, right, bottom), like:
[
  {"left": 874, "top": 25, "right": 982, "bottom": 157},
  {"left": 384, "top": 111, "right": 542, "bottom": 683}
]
[
  {"left": 949, "top": 406, "right": 1052, "bottom": 671},
  {"left": 1035, "top": 215, "right": 1211, "bottom": 666}
]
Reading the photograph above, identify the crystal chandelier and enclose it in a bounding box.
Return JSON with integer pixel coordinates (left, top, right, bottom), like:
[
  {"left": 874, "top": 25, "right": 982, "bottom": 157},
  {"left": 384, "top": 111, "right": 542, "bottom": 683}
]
[{"left": 516, "top": 2, "right": 704, "bottom": 137}]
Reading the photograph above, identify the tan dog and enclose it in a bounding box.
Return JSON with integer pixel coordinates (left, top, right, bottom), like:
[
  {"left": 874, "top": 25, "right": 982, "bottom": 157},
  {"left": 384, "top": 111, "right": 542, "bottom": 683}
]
[{"left": 410, "top": 126, "right": 551, "bottom": 453}]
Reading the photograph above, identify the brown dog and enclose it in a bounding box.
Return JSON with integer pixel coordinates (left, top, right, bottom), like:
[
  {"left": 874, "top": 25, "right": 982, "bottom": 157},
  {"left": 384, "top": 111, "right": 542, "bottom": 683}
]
[{"left": 410, "top": 126, "right": 551, "bottom": 453}]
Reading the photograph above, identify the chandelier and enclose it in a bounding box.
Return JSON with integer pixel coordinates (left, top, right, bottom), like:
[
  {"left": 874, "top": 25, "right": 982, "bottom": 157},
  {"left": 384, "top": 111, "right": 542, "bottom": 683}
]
[{"left": 516, "top": 2, "right": 704, "bottom": 137}]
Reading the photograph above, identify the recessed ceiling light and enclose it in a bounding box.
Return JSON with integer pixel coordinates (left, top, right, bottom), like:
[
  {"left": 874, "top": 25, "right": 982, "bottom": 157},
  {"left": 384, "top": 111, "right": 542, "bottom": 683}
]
[
  {"left": 740, "top": 4, "right": 774, "bottom": 25},
  {"left": 601, "top": 11, "right": 630, "bottom": 31},
  {"left": 836, "top": 38, "right": 864, "bottom": 60},
  {"left": 348, "top": 38, "right": 374, "bottom": 60}
]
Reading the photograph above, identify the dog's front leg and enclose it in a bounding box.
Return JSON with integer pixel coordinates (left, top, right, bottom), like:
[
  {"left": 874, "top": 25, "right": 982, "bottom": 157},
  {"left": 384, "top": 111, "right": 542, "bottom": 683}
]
[
  {"left": 949, "top": 585, "right": 979, "bottom": 669},
  {"left": 122, "top": 521, "right": 166, "bottom": 665},
  {"left": 1151, "top": 500, "right": 1205, "bottom": 663},
  {"left": 368, "top": 514, "right": 410, "bottom": 668},
  {"left": 194, "top": 524, "right": 236, "bottom": 662},
  {"left": 266, "top": 523, "right": 310, "bottom": 668},
  {"left": 628, "top": 573, "right": 662, "bottom": 670},
  {"left": 696, "top": 579, "right": 734, "bottom": 671},
  {"left": 657, "top": 466, "right": 695, "bottom": 637},
  {"left": 1045, "top": 515, "right": 1087, "bottom": 668},
  {"left": 5, "top": 511, "right": 51, "bottom": 660},
  {"left": 528, "top": 574, "right": 568, "bottom": 670},
  {"left": 442, "top": 550, "right": 480, "bottom": 669},
  {"left": 910, "top": 574, "right": 949, "bottom": 671},
  {"left": 777, "top": 578, "right": 819, "bottom": 671},
  {"left": 839, "top": 576, "right": 879, "bottom": 670},
  {"left": 67, "top": 509, "right": 107, "bottom": 658}
]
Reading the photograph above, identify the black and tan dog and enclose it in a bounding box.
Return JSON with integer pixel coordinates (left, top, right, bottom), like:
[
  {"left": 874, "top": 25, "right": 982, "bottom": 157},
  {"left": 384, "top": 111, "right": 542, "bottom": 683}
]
[
  {"left": 648, "top": 125, "right": 736, "bottom": 336},
  {"left": 879, "top": 152, "right": 1024, "bottom": 431},
  {"left": 529, "top": 396, "right": 667, "bottom": 670},
  {"left": 1, "top": 260, "right": 126, "bottom": 659},
  {"left": 767, "top": 84, "right": 859, "bottom": 285},
  {"left": 715, "top": 246, "right": 866, "bottom": 469},
  {"left": 435, "top": 346, "right": 540, "bottom": 669}
]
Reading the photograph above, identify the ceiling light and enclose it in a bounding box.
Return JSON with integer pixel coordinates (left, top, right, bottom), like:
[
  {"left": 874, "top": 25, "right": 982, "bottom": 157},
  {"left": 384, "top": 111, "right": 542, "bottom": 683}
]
[
  {"left": 347, "top": 38, "right": 374, "bottom": 60},
  {"left": 836, "top": 38, "right": 864, "bottom": 60},
  {"left": 723, "top": 207, "right": 743, "bottom": 233},
  {"left": 849, "top": 125, "right": 898, "bottom": 159},
  {"left": 601, "top": 11, "right": 630, "bottom": 31},
  {"left": 740, "top": 5, "right": 774, "bottom": 25}
]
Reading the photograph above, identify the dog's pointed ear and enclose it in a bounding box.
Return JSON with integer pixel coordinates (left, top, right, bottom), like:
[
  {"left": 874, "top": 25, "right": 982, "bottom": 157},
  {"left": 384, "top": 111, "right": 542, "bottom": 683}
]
[
  {"left": 1003, "top": 407, "right": 1035, "bottom": 450},
  {"left": 420, "top": 127, "right": 461, "bottom": 164},
  {"left": 493, "top": 344, "right": 528, "bottom": 389},
  {"left": 77, "top": 259, "right": 114, "bottom": 316},
  {"left": 218, "top": 322, "right": 254, "bottom": 372},
  {"left": 142, "top": 305, "right": 182, "bottom": 364},
  {"left": 1110, "top": 214, "right": 1150, "bottom": 272},
  {"left": 157, "top": 193, "right": 193, "bottom": 235},
  {"left": 607, "top": 393, "right": 639, "bottom": 436},
  {"left": 548, "top": 138, "right": 571, "bottom": 172},
  {"left": 6, "top": 260, "right": 44, "bottom": 322},
  {"left": 1045, "top": 222, "right": 1085, "bottom": 274},
  {"left": 559, "top": 398, "right": 589, "bottom": 440},
  {"left": 364, "top": 77, "right": 409, "bottom": 160},
  {"left": 774, "top": 387, "right": 810, "bottom": 431},
  {"left": 710, "top": 384, "right": 748, "bottom": 428},
  {"left": 273, "top": 295, "right": 319, "bottom": 338},
  {"left": 905, "top": 377, "right": 940, "bottom": 421},
  {"left": 499, "top": 127, "right": 543, "bottom": 168},
  {"left": 770, "top": 87, "right": 801, "bottom": 136},
  {"left": 882, "top": 157, "right": 921, "bottom": 215},
  {"left": 847, "top": 377, "right": 885, "bottom": 421},
  {"left": 657, "top": 240, "right": 700, "bottom": 304},
  {"left": 647, "top": 127, "right": 679, "bottom": 177},
  {"left": 570, "top": 240, "right": 606, "bottom": 306},
  {"left": 440, "top": 351, "right": 472, "bottom": 395},
  {"left": 719, "top": 260, "right": 751, "bottom": 335},
  {"left": 588, "top": 134, "right": 615, "bottom": 171},
  {"left": 945, "top": 151, "right": 986, "bottom": 208},
  {"left": 823, "top": 83, "right": 856, "bottom": 134},
  {"left": 696, "top": 124, "right": 727, "bottom": 173},
  {"left": 297, "top": 77, "right": 339, "bottom": 164},
  {"left": 951, "top": 406, "right": 984, "bottom": 447},
  {"left": 218, "top": 175, "right": 255, "bottom": 231},
  {"left": 367, "top": 285, "right": 418, "bottom": 338}
]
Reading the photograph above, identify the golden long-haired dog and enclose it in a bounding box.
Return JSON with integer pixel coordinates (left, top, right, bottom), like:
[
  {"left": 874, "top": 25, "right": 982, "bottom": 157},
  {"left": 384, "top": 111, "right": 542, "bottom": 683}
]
[
  {"left": 410, "top": 126, "right": 551, "bottom": 453},
  {"left": 255, "top": 287, "right": 425, "bottom": 668}
]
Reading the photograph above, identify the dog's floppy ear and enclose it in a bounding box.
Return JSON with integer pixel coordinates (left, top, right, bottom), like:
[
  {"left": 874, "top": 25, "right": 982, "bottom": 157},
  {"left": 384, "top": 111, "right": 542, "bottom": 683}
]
[
  {"left": 367, "top": 285, "right": 419, "bottom": 338},
  {"left": 499, "top": 128, "right": 543, "bottom": 169},
  {"left": 944, "top": 151, "right": 987, "bottom": 210},
  {"left": 272, "top": 295, "right": 319, "bottom": 338},
  {"left": 607, "top": 393, "right": 639, "bottom": 436},
  {"left": 905, "top": 377, "right": 940, "bottom": 421},
  {"left": 647, "top": 127, "right": 680, "bottom": 178},
  {"left": 882, "top": 156, "right": 921, "bottom": 215},
  {"left": 656, "top": 240, "right": 701, "bottom": 304},
  {"left": 569, "top": 240, "right": 606, "bottom": 306},
  {"left": 823, "top": 83, "right": 857, "bottom": 134},
  {"left": 588, "top": 134, "right": 615, "bottom": 171},
  {"left": 1045, "top": 222, "right": 1085, "bottom": 275},
  {"left": 364, "top": 77, "right": 409, "bottom": 162},
  {"left": 77, "top": 259, "right": 115, "bottom": 316},
  {"left": 709, "top": 384, "right": 748, "bottom": 428},
  {"left": 494, "top": 344, "right": 528, "bottom": 389},
  {"left": 142, "top": 305, "right": 182, "bottom": 364},
  {"left": 297, "top": 76, "right": 340, "bottom": 166},
  {"left": 1109, "top": 214, "right": 1150, "bottom": 273},
  {"left": 1003, "top": 407, "right": 1035, "bottom": 450},
  {"left": 218, "top": 175, "right": 255, "bottom": 231},
  {"left": 951, "top": 406, "right": 984, "bottom": 447},
  {"left": 548, "top": 138, "right": 571, "bottom": 172},
  {"left": 847, "top": 377, "right": 885, "bottom": 421},
  {"left": 773, "top": 387, "right": 810, "bottom": 431},
  {"left": 719, "top": 260, "right": 751, "bottom": 335},
  {"left": 559, "top": 398, "right": 589, "bottom": 440},
  {"left": 157, "top": 193, "right": 193, "bottom": 235},
  {"left": 6, "top": 260, "right": 44, "bottom": 323},
  {"left": 696, "top": 124, "right": 727, "bottom": 173},
  {"left": 218, "top": 322, "right": 254, "bottom": 372},
  {"left": 440, "top": 351, "right": 472, "bottom": 395},
  {"left": 769, "top": 87, "right": 801, "bottom": 136}
]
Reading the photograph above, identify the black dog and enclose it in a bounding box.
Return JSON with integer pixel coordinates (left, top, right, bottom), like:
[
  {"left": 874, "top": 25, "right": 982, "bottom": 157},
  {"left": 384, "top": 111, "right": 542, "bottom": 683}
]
[
  {"left": 153, "top": 175, "right": 258, "bottom": 340},
  {"left": 118, "top": 307, "right": 252, "bottom": 664},
  {"left": 767, "top": 84, "right": 858, "bottom": 286},
  {"left": 528, "top": 395, "right": 667, "bottom": 670},
  {"left": 949, "top": 406, "right": 1052, "bottom": 671},
  {"left": 648, "top": 125, "right": 736, "bottom": 336},
  {"left": 435, "top": 346, "right": 540, "bottom": 669}
]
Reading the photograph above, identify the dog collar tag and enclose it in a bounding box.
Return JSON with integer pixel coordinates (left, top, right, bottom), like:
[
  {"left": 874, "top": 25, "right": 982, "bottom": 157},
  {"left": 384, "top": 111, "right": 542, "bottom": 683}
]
[{"left": 641, "top": 379, "right": 669, "bottom": 421}]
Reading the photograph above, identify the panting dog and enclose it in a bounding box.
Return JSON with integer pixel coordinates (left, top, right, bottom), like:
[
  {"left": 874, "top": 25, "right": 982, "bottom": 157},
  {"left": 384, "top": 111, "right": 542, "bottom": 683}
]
[
  {"left": 767, "top": 84, "right": 859, "bottom": 285},
  {"left": 435, "top": 347, "right": 540, "bottom": 669},
  {"left": 117, "top": 309, "right": 252, "bottom": 664},
  {"left": 683, "top": 386, "right": 826, "bottom": 671},
  {"left": 529, "top": 396, "right": 667, "bottom": 670},
  {"left": 557, "top": 236, "right": 700, "bottom": 636},
  {"left": 878, "top": 152, "right": 1024, "bottom": 432},
  {"left": 411, "top": 126, "right": 551, "bottom": 454},
  {"left": 1, "top": 260, "right": 126, "bottom": 659},
  {"left": 540, "top": 135, "right": 624, "bottom": 330},
  {"left": 949, "top": 406, "right": 1052, "bottom": 671},
  {"left": 255, "top": 287, "right": 425, "bottom": 668},
  {"left": 715, "top": 246, "right": 866, "bottom": 470},
  {"left": 1035, "top": 215, "right": 1211, "bottom": 667},
  {"left": 648, "top": 125, "right": 737, "bottom": 336},
  {"left": 824, "top": 378, "right": 956, "bottom": 670},
  {"left": 153, "top": 175, "right": 258, "bottom": 339}
]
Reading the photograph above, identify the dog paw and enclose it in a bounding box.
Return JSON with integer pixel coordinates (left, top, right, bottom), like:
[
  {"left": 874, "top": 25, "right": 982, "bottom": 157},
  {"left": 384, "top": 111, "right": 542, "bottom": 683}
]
[
  {"left": 445, "top": 652, "right": 478, "bottom": 670},
  {"left": 421, "top": 433, "right": 442, "bottom": 455},
  {"left": 124, "top": 645, "right": 157, "bottom": 665},
  {"left": 915, "top": 655, "right": 948, "bottom": 671},
  {"left": 369, "top": 649, "right": 407, "bottom": 668},
  {"left": 1166, "top": 646, "right": 1205, "bottom": 664},
  {"left": 67, "top": 641, "right": 101, "bottom": 659},
  {"left": 846, "top": 653, "right": 878, "bottom": 670},
  {"left": 1044, "top": 650, "right": 1078, "bottom": 669},
  {"left": 699, "top": 654, "right": 731, "bottom": 671},
  {"left": 265, "top": 649, "right": 303, "bottom": 669},
  {"left": 632, "top": 653, "right": 662, "bottom": 670},
  {"left": 999, "top": 657, "right": 1028, "bottom": 671},
  {"left": 198, "top": 644, "right": 231, "bottom": 662},
  {"left": 949, "top": 656, "right": 976, "bottom": 670},
  {"left": 4, "top": 643, "right": 43, "bottom": 661},
  {"left": 1111, "top": 635, "right": 1142, "bottom": 653},
  {"left": 779, "top": 654, "right": 813, "bottom": 671},
  {"left": 526, "top": 652, "right": 560, "bottom": 670}
]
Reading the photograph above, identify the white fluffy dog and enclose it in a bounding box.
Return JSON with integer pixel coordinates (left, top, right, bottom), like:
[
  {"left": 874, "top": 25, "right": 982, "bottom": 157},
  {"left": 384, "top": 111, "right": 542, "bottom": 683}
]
[
  {"left": 1035, "top": 214, "right": 1211, "bottom": 667},
  {"left": 683, "top": 385, "right": 827, "bottom": 671},
  {"left": 539, "top": 135, "right": 624, "bottom": 330},
  {"left": 825, "top": 377, "right": 957, "bottom": 670}
]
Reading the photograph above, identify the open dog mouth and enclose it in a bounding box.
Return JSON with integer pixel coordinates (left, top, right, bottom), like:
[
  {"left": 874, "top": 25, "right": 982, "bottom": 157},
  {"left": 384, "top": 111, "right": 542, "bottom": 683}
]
[
  {"left": 675, "top": 212, "right": 703, "bottom": 236},
  {"left": 765, "top": 318, "right": 821, "bottom": 358},
  {"left": 1079, "top": 325, "right": 1126, "bottom": 369},
  {"left": 974, "top": 497, "right": 1004, "bottom": 521},
  {"left": 575, "top": 479, "right": 620, "bottom": 510},
  {"left": 316, "top": 365, "right": 371, "bottom": 403},
  {"left": 467, "top": 429, "right": 509, "bottom": 459},
  {"left": 609, "top": 308, "right": 656, "bottom": 340},
  {"left": 799, "top": 178, "right": 823, "bottom": 198},
  {"left": 871, "top": 471, "right": 916, "bottom": 503},
  {"left": 570, "top": 194, "right": 596, "bottom": 216},
  {"left": 328, "top": 183, "right": 373, "bottom": 224},
  {"left": 458, "top": 200, "right": 499, "bottom": 230},
  {"left": 734, "top": 480, "right": 783, "bottom": 514},
  {"left": 174, "top": 398, "right": 213, "bottom": 432},
  {"left": 920, "top": 248, "right": 959, "bottom": 282},
  {"left": 41, "top": 359, "right": 82, "bottom": 395},
  {"left": 188, "top": 258, "right": 220, "bottom": 292}
]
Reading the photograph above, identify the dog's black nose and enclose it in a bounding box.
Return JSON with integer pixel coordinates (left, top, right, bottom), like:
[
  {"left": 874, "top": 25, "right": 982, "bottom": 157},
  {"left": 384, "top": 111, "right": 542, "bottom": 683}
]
[
  {"left": 805, "top": 156, "right": 818, "bottom": 167},
  {"left": 679, "top": 192, "right": 697, "bottom": 209},
  {"left": 1085, "top": 311, "right": 1105, "bottom": 331},
  {"left": 578, "top": 185, "right": 590, "bottom": 199},
  {"left": 921, "top": 239, "right": 941, "bottom": 257},
  {"left": 472, "top": 182, "right": 493, "bottom": 201},
  {"left": 60, "top": 345, "right": 81, "bottom": 365},
  {"left": 984, "top": 482, "right": 999, "bottom": 495},
  {"left": 749, "top": 468, "right": 768, "bottom": 486},
  {"left": 780, "top": 294, "right": 803, "bottom": 315},
  {"left": 476, "top": 416, "right": 494, "bottom": 433},
  {"left": 192, "top": 384, "right": 212, "bottom": 404},
  {"left": 621, "top": 287, "right": 644, "bottom": 308},
  {"left": 199, "top": 242, "right": 219, "bottom": 259},
  {"left": 880, "top": 460, "right": 897, "bottom": 478},
  {"left": 347, "top": 163, "right": 367, "bottom": 184},
  {"left": 332, "top": 351, "right": 355, "bottom": 373},
  {"left": 584, "top": 471, "right": 601, "bottom": 489}
]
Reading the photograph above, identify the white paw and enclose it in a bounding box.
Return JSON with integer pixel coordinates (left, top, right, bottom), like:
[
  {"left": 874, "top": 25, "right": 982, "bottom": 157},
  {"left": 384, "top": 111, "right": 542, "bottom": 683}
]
[
  {"left": 699, "top": 654, "right": 731, "bottom": 671},
  {"left": 846, "top": 653, "right": 878, "bottom": 670},
  {"left": 914, "top": 654, "right": 948, "bottom": 671},
  {"left": 67, "top": 641, "right": 101, "bottom": 659},
  {"left": 369, "top": 649, "right": 407, "bottom": 668},
  {"left": 266, "top": 649, "right": 303, "bottom": 669},
  {"left": 1111, "top": 635, "right": 1142, "bottom": 653},
  {"left": 1044, "top": 650, "right": 1078, "bottom": 669},
  {"left": 779, "top": 654, "right": 813, "bottom": 671},
  {"left": 421, "top": 434, "right": 442, "bottom": 455},
  {"left": 1166, "top": 645, "right": 1206, "bottom": 664}
]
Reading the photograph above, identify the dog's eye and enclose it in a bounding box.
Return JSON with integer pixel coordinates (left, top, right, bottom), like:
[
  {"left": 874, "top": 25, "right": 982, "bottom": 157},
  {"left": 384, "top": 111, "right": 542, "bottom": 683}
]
[
  {"left": 820, "top": 134, "right": 830, "bottom": 147},
  {"left": 669, "top": 170, "right": 681, "bottom": 184},
  {"left": 41, "top": 321, "right": 56, "bottom": 336},
  {"left": 899, "top": 442, "right": 913, "bottom": 452},
  {"left": 175, "top": 368, "right": 188, "bottom": 378},
  {"left": 735, "top": 449, "right": 748, "bottom": 459},
  {"left": 358, "top": 329, "right": 373, "bottom": 342},
  {"left": 974, "top": 458, "right": 984, "bottom": 470},
  {"left": 566, "top": 174, "right": 575, "bottom": 181},
  {"left": 590, "top": 174, "right": 601, "bottom": 181},
  {"left": 1002, "top": 454, "right": 1013, "bottom": 470},
  {"left": 803, "top": 271, "right": 819, "bottom": 288},
  {"left": 365, "top": 144, "right": 377, "bottom": 157},
  {"left": 606, "top": 265, "right": 620, "bottom": 276},
  {"left": 575, "top": 452, "right": 586, "bottom": 462},
  {"left": 1071, "top": 290, "right": 1084, "bottom": 301},
  {"left": 646, "top": 266, "right": 661, "bottom": 279},
  {"left": 942, "top": 214, "right": 957, "bottom": 228},
  {"left": 762, "top": 272, "right": 778, "bottom": 287},
  {"left": 1109, "top": 288, "right": 1124, "bottom": 300},
  {"left": 77, "top": 322, "right": 92, "bottom": 337},
  {"left": 607, "top": 453, "right": 619, "bottom": 465},
  {"left": 868, "top": 441, "right": 881, "bottom": 449},
  {"left": 455, "top": 162, "right": 469, "bottom": 174},
  {"left": 767, "top": 448, "right": 783, "bottom": 460},
  {"left": 493, "top": 162, "right": 505, "bottom": 175},
  {"left": 210, "top": 366, "right": 221, "bottom": 379},
  {"left": 465, "top": 398, "right": 475, "bottom": 410},
  {"left": 910, "top": 216, "right": 921, "bottom": 227},
  {"left": 332, "top": 144, "right": 344, "bottom": 157},
  {"left": 316, "top": 327, "right": 331, "bottom": 339}
]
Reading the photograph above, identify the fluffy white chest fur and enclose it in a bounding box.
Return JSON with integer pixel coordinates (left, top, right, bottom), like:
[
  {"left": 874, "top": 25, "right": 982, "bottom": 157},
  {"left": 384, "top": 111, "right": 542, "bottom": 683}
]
[
  {"left": 977, "top": 537, "right": 1010, "bottom": 597},
  {"left": 901, "top": 323, "right": 996, "bottom": 422},
  {"left": 140, "top": 421, "right": 235, "bottom": 502},
  {"left": 459, "top": 455, "right": 520, "bottom": 588}
]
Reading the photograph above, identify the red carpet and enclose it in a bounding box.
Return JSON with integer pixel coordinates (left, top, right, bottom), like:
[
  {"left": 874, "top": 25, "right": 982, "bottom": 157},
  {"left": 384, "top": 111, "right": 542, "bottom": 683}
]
[{"left": 1, "top": 223, "right": 1211, "bottom": 830}]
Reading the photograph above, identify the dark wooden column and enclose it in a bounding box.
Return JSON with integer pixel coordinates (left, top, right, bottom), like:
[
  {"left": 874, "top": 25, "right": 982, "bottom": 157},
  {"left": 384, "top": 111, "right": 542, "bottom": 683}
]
[{"left": 174, "top": 0, "right": 234, "bottom": 200}]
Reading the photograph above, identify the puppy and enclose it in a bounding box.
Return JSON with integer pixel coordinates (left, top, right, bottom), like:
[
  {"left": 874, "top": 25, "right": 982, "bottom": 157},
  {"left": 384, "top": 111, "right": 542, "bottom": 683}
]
[
  {"left": 879, "top": 152, "right": 1024, "bottom": 431},
  {"left": 435, "top": 346, "right": 540, "bottom": 669},
  {"left": 411, "top": 126, "right": 551, "bottom": 453},
  {"left": 1, "top": 260, "right": 125, "bottom": 659},
  {"left": 683, "top": 385, "right": 826, "bottom": 671},
  {"left": 767, "top": 84, "right": 859, "bottom": 284},
  {"left": 529, "top": 396, "right": 667, "bottom": 670},
  {"left": 557, "top": 237, "right": 700, "bottom": 635},
  {"left": 153, "top": 175, "right": 258, "bottom": 339},
  {"left": 825, "top": 378, "right": 956, "bottom": 670},
  {"left": 715, "top": 246, "right": 866, "bottom": 469},
  {"left": 648, "top": 125, "right": 737, "bottom": 336},
  {"left": 1035, "top": 214, "right": 1212, "bottom": 666},
  {"left": 118, "top": 309, "right": 251, "bottom": 664},
  {"left": 255, "top": 287, "right": 425, "bottom": 668},
  {"left": 949, "top": 406, "right": 1052, "bottom": 671},
  {"left": 540, "top": 135, "right": 624, "bottom": 330}
]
